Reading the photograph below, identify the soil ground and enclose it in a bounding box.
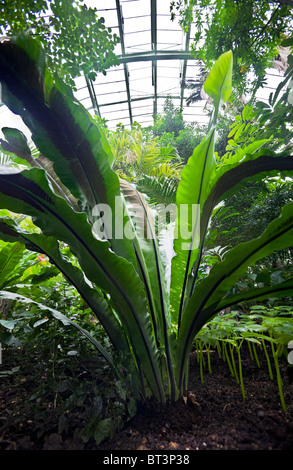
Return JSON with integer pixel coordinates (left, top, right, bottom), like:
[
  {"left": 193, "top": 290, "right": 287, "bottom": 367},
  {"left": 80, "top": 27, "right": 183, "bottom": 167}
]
[{"left": 0, "top": 342, "right": 293, "bottom": 452}]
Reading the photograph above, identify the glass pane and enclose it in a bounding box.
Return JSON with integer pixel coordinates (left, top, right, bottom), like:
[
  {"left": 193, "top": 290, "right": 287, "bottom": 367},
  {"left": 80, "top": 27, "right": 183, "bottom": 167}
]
[{"left": 70, "top": 2, "right": 287, "bottom": 130}]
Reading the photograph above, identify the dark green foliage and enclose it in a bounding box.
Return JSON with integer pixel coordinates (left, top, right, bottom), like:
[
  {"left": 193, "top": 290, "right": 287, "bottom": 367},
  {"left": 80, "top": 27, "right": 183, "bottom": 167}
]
[
  {"left": 0, "top": 0, "right": 120, "bottom": 86},
  {"left": 152, "top": 98, "right": 206, "bottom": 163},
  {"left": 195, "top": 306, "right": 293, "bottom": 410},
  {"left": 171, "top": 0, "right": 292, "bottom": 96},
  {"left": 210, "top": 179, "right": 293, "bottom": 249},
  {"left": 1, "top": 38, "right": 293, "bottom": 409},
  {"left": 153, "top": 98, "right": 185, "bottom": 138}
]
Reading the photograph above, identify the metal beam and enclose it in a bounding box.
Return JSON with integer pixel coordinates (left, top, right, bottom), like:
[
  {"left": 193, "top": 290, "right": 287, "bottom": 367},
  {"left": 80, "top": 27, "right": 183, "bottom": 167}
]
[
  {"left": 151, "top": 0, "right": 157, "bottom": 117},
  {"left": 83, "top": 4, "right": 196, "bottom": 128},
  {"left": 118, "top": 50, "right": 194, "bottom": 64},
  {"left": 115, "top": 0, "right": 133, "bottom": 125},
  {"left": 96, "top": 94, "right": 193, "bottom": 110},
  {"left": 85, "top": 76, "right": 100, "bottom": 117},
  {"left": 180, "top": 24, "right": 191, "bottom": 110}
]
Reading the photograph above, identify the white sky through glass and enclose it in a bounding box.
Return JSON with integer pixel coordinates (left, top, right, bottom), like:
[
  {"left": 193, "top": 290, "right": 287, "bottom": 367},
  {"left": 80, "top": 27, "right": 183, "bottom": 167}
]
[{"left": 0, "top": 0, "right": 288, "bottom": 139}]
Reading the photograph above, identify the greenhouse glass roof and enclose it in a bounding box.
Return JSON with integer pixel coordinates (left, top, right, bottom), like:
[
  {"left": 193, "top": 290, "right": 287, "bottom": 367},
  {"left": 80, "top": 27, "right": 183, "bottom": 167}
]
[
  {"left": 73, "top": 0, "right": 287, "bottom": 130},
  {"left": 0, "top": 0, "right": 288, "bottom": 137}
]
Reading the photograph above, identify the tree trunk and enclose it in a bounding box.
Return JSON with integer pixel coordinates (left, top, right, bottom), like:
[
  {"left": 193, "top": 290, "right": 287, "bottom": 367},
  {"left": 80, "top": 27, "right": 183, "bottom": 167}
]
[{"left": 0, "top": 298, "right": 11, "bottom": 317}]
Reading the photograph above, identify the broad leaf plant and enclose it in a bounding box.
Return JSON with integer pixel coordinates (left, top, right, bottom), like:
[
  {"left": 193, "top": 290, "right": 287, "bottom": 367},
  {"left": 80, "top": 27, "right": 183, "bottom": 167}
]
[{"left": 0, "top": 35, "right": 293, "bottom": 404}]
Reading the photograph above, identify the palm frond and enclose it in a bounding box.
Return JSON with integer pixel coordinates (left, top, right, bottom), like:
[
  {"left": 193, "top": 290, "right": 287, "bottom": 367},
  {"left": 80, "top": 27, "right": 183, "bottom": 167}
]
[
  {"left": 136, "top": 175, "right": 178, "bottom": 206},
  {"left": 0, "top": 151, "right": 11, "bottom": 166}
]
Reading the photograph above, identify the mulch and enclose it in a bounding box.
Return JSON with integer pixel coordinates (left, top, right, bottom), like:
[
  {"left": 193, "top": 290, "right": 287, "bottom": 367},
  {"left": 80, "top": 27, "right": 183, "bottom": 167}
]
[{"left": 1, "top": 342, "right": 293, "bottom": 452}]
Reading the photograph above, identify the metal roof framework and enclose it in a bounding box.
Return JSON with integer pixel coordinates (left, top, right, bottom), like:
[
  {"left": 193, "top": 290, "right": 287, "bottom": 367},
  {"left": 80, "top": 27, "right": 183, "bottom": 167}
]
[
  {"left": 73, "top": 0, "right": 211, "bottom": 129},
  {"left": 74, "top": 0, "right": 286, "bottom": 130}
]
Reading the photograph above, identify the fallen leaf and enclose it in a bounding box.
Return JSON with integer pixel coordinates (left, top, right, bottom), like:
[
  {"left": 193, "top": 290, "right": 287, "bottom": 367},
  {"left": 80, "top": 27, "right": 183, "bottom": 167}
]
[{"left": 169, "top": 441, "right": 179, "bottom": 449}]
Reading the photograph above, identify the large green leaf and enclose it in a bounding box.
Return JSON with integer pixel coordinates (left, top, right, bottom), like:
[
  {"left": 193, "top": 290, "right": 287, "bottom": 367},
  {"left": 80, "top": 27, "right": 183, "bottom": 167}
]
[
  {"left": 176, "top": 201, "right": 293, "bottom": 388},
  {"left": 204, "top": 50, "right": 233, "bottom": 123},
  {"left": 0, "top": 35, "right": 136, "bottom": 262},
  {"left": 0, "top": 242, "right": 26, "bottom": 289},
  {"left": 0, "top": 127, "right": 79, "bottom": 209},
  {"left": 120, "top": 179, "right": 167, "bottom": 340},
  {"left": 0, "top": 35, "right": 169, "bottom": 401},
  {"left": 170, "top": 130, "right": 216, "bottom": 323},
  {"left": 209, "top": 150, "right": 293, "bottom": 205},
  {"left": 0, "top": 218, "right": 129, "bottom": 354},
  {"left": 170, "top": 51, "right": 233, "bottom": 325},
  {"left": 188, "top": 150, "right": 293, "bottom": 299},
  {"left": 0, "top": 35, "right": 116, "bottom": 211},
  {"left": 200, "top": 278, "right": 293, "bottom": 324},
  {"left": 120, "top": 179, "right": 177, "bottom": 399},
  {"left": 0, "top": 127, "right": 33, "bottom": 165},
  {"left": 0, "top": 167, "right": 165, "bottom": 402}
]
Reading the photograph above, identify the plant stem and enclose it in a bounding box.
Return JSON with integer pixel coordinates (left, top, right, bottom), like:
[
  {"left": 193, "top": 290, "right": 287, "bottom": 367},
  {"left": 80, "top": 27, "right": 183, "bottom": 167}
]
[
  {"left": 206, "top": 346, "right": 212, "bottom": 374},
  {"left": 196, "top": 340, "right": 200, "bottom": 363},
  {"left": 200, "top": 351, "right": 204, "bottom": 383},
  {"left": 229, "top": 343, "right": 239, "bottom": 383},
  {"left": 221, "top": 341, "right": 234, "bottom": 377},
  {"left": 199, "top": 343, "right": 204, "bottom": 383},
  {"left": 252, "top": 342, "right": 261, "bottom": 368},
  {"left": 262, "top": 338, "right": 274, "bottom": 381},
  {"left": 237, "top": 345, "right": 246, "bottom": 400},
  {"left": 247, "top": 340, "right": 254, "bottom": 360},
  {"left": 216, "top": 340, "right": 222, "bottom": 358},
  {"left": 271, "top": 341, "right": 287, "bottom": 412}
]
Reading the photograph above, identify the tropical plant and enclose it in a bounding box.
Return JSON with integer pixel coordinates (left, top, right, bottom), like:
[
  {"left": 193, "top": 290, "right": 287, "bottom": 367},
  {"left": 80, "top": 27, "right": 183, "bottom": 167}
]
[
  {"left": 107, "top": 122, "right": 181, "bottom": 209},
  {"left": 1, "top": 35, "right": 293, "bottom": 406},
  {"left": 195, "top": 305, "right": 293, "bottom": 411},
  {"left": 151, "top": 98, "right": 207, "bottom": 163},
  {"left": 207, "top": 65, "right": 293, "bottom": 286},
  {"left": 108, "top": 123, "right": 179, "bottom": 181},
  {"left": 0, "top": 0, "right": 119, "bottom": 87},
  {"left": 0, "top": 239, "right": 59, "bottom": 291},
  {"left": 171, "top": 0, "right": 292, "bottom": 96},
  {"left": 153, "top": 98, "right": 186, "bottom": 138}
]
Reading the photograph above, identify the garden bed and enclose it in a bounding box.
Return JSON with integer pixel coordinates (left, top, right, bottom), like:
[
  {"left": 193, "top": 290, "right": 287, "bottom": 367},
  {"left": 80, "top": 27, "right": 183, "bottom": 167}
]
[{"left": 1, "top": 342, "right": 292, "bottom": 451}]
